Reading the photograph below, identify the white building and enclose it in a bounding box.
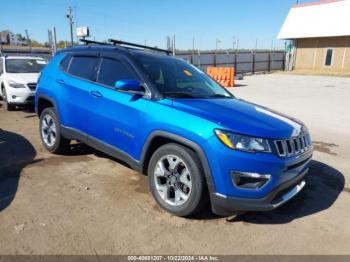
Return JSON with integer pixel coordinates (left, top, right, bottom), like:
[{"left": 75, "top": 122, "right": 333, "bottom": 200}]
[{"left": 278, "top": 0, "right": 350, "bottom": 75}]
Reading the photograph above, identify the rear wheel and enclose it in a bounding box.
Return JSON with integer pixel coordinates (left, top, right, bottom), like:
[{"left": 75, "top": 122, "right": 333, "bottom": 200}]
[
  {"left": 39, "top": 107, "right": 70, "bottom": 154},
  {"left": 2, "top": 88, "right": 15, "bottom": 111},
  {"left": 148, "top": 143, "right": 209, "bottom": 217}
]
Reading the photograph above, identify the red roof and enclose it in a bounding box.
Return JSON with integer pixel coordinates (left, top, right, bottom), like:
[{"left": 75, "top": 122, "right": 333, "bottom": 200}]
[{"left": 292, "top": 0, "right": 343, "bottom": 8}]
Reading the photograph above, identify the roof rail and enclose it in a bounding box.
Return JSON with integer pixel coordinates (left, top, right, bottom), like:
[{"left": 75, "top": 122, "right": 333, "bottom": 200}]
[
  {"left": 108, "top": 38, "right": 171, "bottom": 55},
  {"left": 79, "top": 39, "right": 111, "bottom": 45},
  {"left": 79, "top": 38, "right": 171, "bottom": 55}
]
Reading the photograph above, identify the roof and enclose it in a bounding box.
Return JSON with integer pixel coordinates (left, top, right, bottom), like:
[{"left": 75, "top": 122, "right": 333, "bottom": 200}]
[
  {"left": 278, "top": 0, "right": 350, "bottom": 39},
  {"left": 2, "top": 55, "right": 45, "bottom": 60}
]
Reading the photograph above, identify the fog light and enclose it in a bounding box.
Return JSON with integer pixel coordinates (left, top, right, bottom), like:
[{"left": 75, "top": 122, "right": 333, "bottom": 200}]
[
  {"left": 12, "top": 95, "right": 17, "bottom": 99},
  {"left": 231, "top": 172, "right": 271, "bottom": 189}
]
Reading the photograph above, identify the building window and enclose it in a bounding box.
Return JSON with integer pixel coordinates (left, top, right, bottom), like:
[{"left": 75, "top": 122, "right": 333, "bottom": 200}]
[{"left": 325, "top": 48, "right": 333, "bottom": 66}]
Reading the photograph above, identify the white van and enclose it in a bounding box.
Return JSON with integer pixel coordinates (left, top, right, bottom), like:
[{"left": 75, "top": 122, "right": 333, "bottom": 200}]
[{"left": 0, "top": 56, "right": 47, "bottom": 111}]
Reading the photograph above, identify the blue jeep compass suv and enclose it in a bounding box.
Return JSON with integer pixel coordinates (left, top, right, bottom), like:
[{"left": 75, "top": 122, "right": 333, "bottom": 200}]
[{"left": 35, "top": 39, "right": 313, "bottom": 217}]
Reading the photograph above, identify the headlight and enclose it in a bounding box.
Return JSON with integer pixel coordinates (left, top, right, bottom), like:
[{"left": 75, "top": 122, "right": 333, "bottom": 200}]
[
  {"left": 215, "top": 129, "right": 271, "bottom": 153},
  {"left": 8, "top": 80, "right": 26, "bottom": 88}
]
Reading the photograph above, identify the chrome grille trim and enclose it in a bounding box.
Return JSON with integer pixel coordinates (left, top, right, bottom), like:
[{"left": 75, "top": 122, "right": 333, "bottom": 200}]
[{"left": 274, "top": 133, "right": 312, "bottom": 157}]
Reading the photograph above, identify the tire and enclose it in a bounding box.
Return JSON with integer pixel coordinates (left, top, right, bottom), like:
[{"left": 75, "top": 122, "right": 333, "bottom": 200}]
[
  {"left": 39, "top": 107, "right": 70, "bottom": 154},
  {"left": 148, "top": 143, "right": 209, "bottom": 217},
  {"left": 2, "top": 88, "right": 15, "bottom": 111}
]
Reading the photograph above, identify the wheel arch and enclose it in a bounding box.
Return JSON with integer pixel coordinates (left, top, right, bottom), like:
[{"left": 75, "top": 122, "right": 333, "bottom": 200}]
[
  {"left": 36, "top": 95, "right": 57, "bottom": 118},
  {"left": 140, "top": 131, "right": 215, "bottom": 194}
]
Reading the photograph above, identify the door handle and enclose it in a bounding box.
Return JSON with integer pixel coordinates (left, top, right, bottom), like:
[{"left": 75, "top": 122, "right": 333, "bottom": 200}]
[
  {"left": 90, "top": 90, "right": 103, "bottom": 98},
  {"left": 56, "top": 79, "right": 65, "bottom": 85}
]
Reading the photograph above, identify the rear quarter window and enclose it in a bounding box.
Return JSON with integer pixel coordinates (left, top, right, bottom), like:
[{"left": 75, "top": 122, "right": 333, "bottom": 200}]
[
  {"left": 60, "top": 54, "right": 71, "bottom": 71},
  {"left": 68, "top": 56, "right": 99, "bottom": 81}
]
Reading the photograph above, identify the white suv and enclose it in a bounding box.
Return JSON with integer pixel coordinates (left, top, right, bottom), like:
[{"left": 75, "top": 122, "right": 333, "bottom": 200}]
[{"left": 0, "top": 55, "right": 47, "bottom": 111}]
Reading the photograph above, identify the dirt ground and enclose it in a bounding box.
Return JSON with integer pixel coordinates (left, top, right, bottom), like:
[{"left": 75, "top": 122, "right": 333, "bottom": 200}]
[{"left": 0, "top": 73, "right": 349, "bottom": 255}]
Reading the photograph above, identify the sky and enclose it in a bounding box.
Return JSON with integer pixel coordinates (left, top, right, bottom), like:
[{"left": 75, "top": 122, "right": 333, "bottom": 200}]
[{"left": 0, "top": 0, "right": 317, "bottom": 50}]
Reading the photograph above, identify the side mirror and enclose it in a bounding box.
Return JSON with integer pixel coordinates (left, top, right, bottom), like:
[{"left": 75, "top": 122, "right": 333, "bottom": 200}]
[{"left": 114, "top": 79, "right": 145, "bottom": 95}]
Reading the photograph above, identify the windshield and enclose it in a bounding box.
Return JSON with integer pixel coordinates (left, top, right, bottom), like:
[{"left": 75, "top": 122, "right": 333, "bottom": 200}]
[
  {"left": 5, "top": 59, "right": 47, "bottom": 73},
  {"left": 135, "top": 54, "right": 233, "bottom": 99}
]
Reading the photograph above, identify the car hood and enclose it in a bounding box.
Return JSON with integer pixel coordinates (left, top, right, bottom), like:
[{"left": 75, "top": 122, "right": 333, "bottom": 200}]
[
  {"left": 171, "top": 98, "right": 305, "bottom": 139},
  {"left": 6, "top": 73, "right": 39, "bottom": 84}
]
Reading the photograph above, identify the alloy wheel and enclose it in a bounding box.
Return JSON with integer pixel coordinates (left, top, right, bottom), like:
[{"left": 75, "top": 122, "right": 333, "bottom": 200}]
[
  {"left": 41, "top": 114, "right": 57, "bottom": 147},
  {"left": 153, "top": 155, "right": 192, "bottom": 206}
]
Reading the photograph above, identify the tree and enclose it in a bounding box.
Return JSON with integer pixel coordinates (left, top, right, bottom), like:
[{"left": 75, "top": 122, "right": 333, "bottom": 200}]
[
  {"left": 29, "top": 40, "right": 44, "bottom": 47},
  {"left": 15, "top": 33, "right": 26, "bottom": 41}
]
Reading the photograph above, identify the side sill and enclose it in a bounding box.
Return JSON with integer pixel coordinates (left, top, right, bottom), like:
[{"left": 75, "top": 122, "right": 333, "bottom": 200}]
[{"left": 61, "top": 125, "right": 142, "bottom": 172}]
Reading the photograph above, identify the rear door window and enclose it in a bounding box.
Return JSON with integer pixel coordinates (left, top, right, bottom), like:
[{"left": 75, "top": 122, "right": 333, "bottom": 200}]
[
  {"left": 68, "top": 56, "right": 99, "bottom": 81},
  {"left": 97, "top": 58, "right": 138, "bottom": 87}
]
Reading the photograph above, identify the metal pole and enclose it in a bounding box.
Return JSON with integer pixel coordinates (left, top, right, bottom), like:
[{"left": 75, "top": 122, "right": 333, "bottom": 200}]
[
  {"left": 192, "top": 37, "right": 195, "bottom": 54},
  {"left": 53, "top": 27, "right": 57, "bottom": 54},
  {"left": 67, "top": 6, "right": 74, "bottom": 46},
  {"left": 197, "top": 49, "right": 201, "bottom": 68},
  {"left": 283, "top": 41, "right": 287, "bottom": 71},
  {"left": 226, "top": 50, "right": 230, "bottom": 67},
  {"left": 215, "top": 39, "right": 220, "bottom": 67},
  {"left": 48, "top": 29, "right": 54, "bottom": 56},
  {"left": 172, "top": 34, "right": 176, "bottom": 56},
  {"left": 252, "top": 50, "right": 256, "bottom": 74},
  {"left": 191, "top": 37, "right": 195, "bottom": 64},
  {"left": 235, "top": 38, "right": 239, "bottom": 71}
]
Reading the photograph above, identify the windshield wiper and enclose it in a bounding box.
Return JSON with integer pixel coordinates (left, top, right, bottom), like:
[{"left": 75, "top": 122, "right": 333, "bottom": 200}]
[
  {"left": 162, "top": 92, "right": 196, "bottom": 98},
  {"left": 208, "top": 94, "right": 232, "bottom": 98}
]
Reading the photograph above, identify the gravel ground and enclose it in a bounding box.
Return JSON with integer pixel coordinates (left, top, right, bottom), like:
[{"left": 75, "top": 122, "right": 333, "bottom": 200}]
[{"left": 0, "top": 73, "right": 349, "bottom": 255}]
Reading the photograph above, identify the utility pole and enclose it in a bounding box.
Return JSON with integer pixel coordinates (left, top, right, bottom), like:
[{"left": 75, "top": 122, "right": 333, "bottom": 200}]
[{"left": 66, "top": 6, "right": 74, "bottom": 46}]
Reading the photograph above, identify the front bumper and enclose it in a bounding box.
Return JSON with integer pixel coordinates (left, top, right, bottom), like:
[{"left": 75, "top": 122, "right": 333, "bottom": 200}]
[
  {"left": 211, "top": 168, "right": 308, "bottom": 215},
  {"left": 204, "top": 135, "right": 312, "bottom": 216},
  {"left": 7, "top": 87, "right": 35, "bottom": 104}
]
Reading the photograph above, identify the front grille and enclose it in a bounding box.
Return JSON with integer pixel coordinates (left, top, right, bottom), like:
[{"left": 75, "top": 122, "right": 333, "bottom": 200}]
[
  {"left": 27, "top": 83, "right": 37, "bottom": 91},
  {"left": 274, "top": 133, "right": 312, "bottom": 157}
]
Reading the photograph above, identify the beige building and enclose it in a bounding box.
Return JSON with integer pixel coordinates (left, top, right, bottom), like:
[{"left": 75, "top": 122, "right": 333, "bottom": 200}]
[{"left": 278, "top": 0, "right": 350, "bottom": 75}]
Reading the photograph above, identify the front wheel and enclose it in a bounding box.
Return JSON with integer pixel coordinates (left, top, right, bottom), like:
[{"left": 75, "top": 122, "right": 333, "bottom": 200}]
[
  {"left": 2, "top": 88, "right": 15, "bottom": 111},
  {"left": 148, "top": 143, "right": 209, "bottom": 217},
  {"left": 39, "top": 107, "right": 70, "bottom": 154}
]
